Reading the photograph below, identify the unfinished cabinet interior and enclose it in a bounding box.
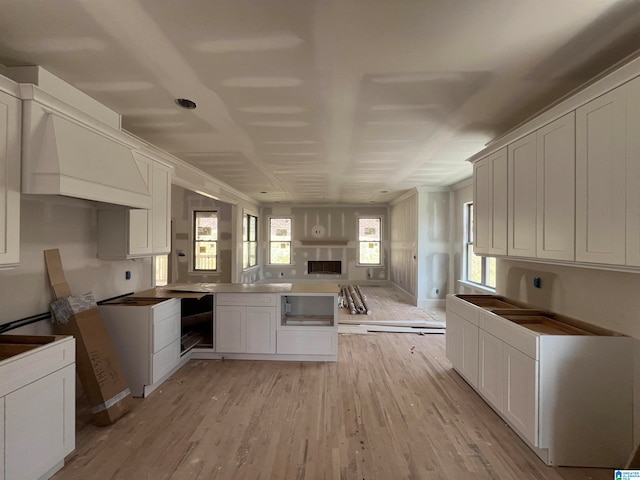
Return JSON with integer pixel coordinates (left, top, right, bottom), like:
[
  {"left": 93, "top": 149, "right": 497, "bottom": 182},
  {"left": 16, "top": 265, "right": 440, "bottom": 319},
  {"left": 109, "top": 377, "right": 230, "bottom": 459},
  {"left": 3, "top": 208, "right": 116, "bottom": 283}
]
[
  {"left": 277, "top": 292, "right": 338, "bottom": 359},
  {"left": 446, "top": 294, "right": 632, "bottom": 467},
  {"left": 98, "top": 297, "right": 183, "bottom": 397},
  {"left": 97, "top": 153, "right": 172, "bottom": 259},
  {"left": 0, "top": 84, "right": 21, "bottom": 268},
  {"left": 0, "top": 335, "right": 75, "bottom": 480}
]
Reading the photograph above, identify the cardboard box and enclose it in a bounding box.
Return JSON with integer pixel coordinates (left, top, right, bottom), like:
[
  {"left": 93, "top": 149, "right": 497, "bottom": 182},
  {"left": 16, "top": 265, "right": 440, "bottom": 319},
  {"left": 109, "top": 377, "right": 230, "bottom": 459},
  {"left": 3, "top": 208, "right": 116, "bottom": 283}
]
[{"left": 44, "top": 249, "right": 132, "bottom": 426}]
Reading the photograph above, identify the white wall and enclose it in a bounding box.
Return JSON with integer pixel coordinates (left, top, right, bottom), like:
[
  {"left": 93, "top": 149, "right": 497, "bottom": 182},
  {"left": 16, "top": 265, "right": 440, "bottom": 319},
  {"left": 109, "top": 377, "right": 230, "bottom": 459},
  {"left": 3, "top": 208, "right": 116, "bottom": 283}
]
[
  {"left": 170, "top": 185, "right": 233, "bottom": 284},
  {"left": 259, "top": 205, "right": 389, "bottom": 284},
  {"left": 390, "top": 192, "right": 418, "bottom": 298},
  {"left": 0, "top": 196, "right": 153, "bottom": 332}
]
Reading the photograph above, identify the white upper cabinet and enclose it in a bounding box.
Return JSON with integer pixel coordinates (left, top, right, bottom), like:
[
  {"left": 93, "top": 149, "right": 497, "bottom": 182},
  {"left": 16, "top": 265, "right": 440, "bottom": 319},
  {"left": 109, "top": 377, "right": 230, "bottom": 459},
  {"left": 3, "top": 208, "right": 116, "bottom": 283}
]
[
  {"left": 626, "top": 77, "right": 640, "bottom": 267},
  {"left": 536, "top": 113, "right": 575, "bottom": 261},
  {"left": 576, "top": 87, "right": 627, "bottom": 265},
  {"left": 0, "top": 89, "right": 20, "bottom": 268},
  {"left": 508, "top": 133, "right": 537, "bottom": 258},
  {"left": 151, "top": 161, "right": 171, "bottom": 254},
  {"left": 97, "top": 153, "right": 172, "bottom": 259},
  {"left": 474, "top": 148, "right": 508, "bottom": 256}
]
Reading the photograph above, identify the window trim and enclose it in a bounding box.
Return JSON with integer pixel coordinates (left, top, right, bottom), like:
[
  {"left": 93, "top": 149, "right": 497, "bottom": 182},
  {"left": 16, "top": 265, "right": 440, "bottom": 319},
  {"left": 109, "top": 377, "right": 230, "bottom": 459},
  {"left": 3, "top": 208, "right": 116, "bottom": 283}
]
[
  {"left": 243, "top": 211, "right": 258, "bottom": 270},
  {"left": 192, "top": 209, "right": 218, "bottom": 272},
  {"left": 357, "top": 216, "right": 382, "bottom": 266},
  {"left": 268, "top": 216, "right": 293, "bottom": 265},
  {"left": 463, "top": 202, "right": 496, "bottom": 289}
]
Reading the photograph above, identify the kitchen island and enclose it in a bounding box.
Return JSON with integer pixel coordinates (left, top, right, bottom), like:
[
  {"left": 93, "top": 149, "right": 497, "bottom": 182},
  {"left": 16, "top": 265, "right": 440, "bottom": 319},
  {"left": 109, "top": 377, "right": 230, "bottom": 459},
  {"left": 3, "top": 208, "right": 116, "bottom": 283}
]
[{"left": 99, "top": 283, "right": 339, "bottom": 397}]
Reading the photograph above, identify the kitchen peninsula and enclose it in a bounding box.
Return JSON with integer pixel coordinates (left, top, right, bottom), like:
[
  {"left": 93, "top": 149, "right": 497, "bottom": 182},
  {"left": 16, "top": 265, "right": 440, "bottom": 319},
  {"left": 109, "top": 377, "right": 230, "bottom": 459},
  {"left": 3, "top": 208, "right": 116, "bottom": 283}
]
[{"left": 99, "top": 283, "right": 339, "bottom": 397}]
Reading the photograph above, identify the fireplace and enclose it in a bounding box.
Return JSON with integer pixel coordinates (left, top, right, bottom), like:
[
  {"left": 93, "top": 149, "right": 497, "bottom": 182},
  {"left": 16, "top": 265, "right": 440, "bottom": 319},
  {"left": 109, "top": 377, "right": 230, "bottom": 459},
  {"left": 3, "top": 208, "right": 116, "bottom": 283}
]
[{"left": 307, "top": 260, "right": 341, "bottom": 274}]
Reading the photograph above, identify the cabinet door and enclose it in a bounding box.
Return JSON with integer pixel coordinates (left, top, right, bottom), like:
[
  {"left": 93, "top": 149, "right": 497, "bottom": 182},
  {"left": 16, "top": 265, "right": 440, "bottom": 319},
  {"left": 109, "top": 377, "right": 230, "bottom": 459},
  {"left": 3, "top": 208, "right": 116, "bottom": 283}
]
[
  {"left": 152, "top": 162, "right": 171, "bottom": 254},
  {"left": 508, "top": 133, "right": 537, "bottom": 258},
  {"left": 473, "top": 157, "right": 491, "bottom": 255},
  {"left": 626, "top": 77, "right": 640, "bottom": 266},
  {"left": 503, "top": 345, "right": 538, "bottom": 446},
  {"left": 489, "top": 148, "right": 508, "bottom": 255},
  {"left": 576, "top": 87, "right": 627, "bottom": 265},
  {"left": 5, "top": 364, "right": 75, "bottom": 480},
  {"left": 446, "top": 311, "right": 478, "bottom": 387},
  {"left": 215, "top": 305, "right": 245, "bottom": 352},
  {"left": 537, "top": 113, "right": 576, "bottom": 261},
  {"left": 245, "top": 307, "right": 276, "bottom": 354},
  {"left": 478, "top": 330, "right": 503, "bottom": 412},
  {"left": 0, "top": 91, "right": 20, "bottom": 266},
  {"left": 129, "top": 154, "right": 152, "bottom": 256}
]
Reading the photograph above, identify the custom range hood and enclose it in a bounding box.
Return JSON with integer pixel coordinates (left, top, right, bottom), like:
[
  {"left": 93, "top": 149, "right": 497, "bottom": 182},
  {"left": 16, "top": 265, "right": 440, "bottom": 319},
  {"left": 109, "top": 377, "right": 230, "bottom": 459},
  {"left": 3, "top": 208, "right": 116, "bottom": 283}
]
[{"left": 17, "top": 67, "right": 152, "bottom": 209}]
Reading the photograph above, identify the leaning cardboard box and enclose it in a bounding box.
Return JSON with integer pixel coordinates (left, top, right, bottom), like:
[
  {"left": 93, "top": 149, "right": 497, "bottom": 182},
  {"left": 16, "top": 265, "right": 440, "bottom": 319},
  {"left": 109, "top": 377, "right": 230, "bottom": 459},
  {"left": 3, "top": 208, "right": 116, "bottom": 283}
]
[{"left": 44, "top": 249, "right": 132, "bottom": 426}]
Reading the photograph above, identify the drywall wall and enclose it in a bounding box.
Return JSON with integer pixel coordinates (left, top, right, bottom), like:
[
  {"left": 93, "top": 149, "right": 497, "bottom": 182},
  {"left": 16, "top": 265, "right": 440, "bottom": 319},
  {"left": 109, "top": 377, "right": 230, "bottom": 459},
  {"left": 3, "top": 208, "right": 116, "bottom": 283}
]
[
  {"left": 417, "top": 188, "right": 451, "bottom": 307},
  {"left": 390, "top": 188, "right": 452, "bottom": 306},
  {"left": 0, "top": 196, "right": 153, "bottom": 332},
  {"left": 390, "top": 191, "right": 417, "bottom": 298},
  {"left": 259, "top": 204, "right": 388, "bottom": 283},
  {"left": 171, "top": 185, "right": 233, "bottom": 284}
]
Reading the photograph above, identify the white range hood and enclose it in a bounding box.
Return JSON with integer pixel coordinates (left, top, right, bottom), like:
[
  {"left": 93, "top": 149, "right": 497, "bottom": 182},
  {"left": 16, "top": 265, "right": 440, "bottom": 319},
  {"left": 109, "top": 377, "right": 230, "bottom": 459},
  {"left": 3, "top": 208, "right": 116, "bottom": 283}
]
[{"left": 20, "top": 85, "right": 152, "bottom": 209}]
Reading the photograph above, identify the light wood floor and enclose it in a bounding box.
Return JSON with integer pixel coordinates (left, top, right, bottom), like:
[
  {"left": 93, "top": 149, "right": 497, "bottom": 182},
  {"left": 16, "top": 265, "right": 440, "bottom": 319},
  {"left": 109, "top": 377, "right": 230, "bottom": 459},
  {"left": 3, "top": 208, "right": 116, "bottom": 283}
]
[{"left": 53, "top": 288, "right": 612, "bottom": 480}]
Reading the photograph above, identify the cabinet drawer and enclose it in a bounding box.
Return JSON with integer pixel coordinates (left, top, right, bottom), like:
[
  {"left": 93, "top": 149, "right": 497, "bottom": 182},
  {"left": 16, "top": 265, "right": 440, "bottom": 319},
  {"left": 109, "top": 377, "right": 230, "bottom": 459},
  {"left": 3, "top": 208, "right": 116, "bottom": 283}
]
[
  {"left": 216, "top": 293, "right": 276, "bottom": 307},
  {"left": 277, "top": 330, "right": 337, "bottom": 355},
  {"left": 480, "top": 311, "right": 538, "bottom": 359},
  {"left": 153, "top": 298, "right": 180, "bottom": 322},
  {"left": 152, "top": 339, "right": 180, "bottom": 384},
  {"left": 153, "top": 310, "right": 180, "bottom": 353},
  {"left": 446, "top": 295, "right": 479, "bottom": 325}
]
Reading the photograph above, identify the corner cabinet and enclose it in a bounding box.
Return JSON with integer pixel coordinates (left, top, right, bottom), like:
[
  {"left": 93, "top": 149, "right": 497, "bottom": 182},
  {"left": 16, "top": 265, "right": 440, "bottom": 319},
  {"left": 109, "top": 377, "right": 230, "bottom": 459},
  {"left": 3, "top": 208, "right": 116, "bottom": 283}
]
[
  {"left": 97, "top": 155, "right": 172, "bottom": 259},
  {"left": 0, "top": 88, "right": 21, "bottom": 268},
  {"left": 473, "top": 148, "right": 507, "bottom": 256}
]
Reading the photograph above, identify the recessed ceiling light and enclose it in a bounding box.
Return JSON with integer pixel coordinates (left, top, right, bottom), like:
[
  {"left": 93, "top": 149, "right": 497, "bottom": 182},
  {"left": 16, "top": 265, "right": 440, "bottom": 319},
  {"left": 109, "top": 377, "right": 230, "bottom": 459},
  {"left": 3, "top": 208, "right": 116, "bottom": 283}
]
[{"left": 175, "top": 98, "right": 197, "bottom": 109}]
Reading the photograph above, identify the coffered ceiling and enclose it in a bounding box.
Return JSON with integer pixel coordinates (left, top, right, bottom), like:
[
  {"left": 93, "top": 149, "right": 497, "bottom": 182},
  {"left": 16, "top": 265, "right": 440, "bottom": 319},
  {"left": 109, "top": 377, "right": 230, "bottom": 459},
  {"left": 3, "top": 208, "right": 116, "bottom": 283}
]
[{"left": 0, "top": 0, "right": 638, "bottom": 204}]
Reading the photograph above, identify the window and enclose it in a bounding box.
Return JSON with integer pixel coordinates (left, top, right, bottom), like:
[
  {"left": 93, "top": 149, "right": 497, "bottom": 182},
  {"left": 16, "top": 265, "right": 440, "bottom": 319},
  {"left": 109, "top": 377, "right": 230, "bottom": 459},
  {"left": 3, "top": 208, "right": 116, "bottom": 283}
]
[
  {"left": 193, "top": 210, "right": 217, "bottom": 271},
  {"left": 358, "top": 217, "right": 381, "bottom": 265},
  {"left": 269, "top": 218, "right": 291, "bottom": 264},
  {"left": 243, "top": 213, "right": 258, "bottom": 269},
  {"left": 464, "top": 203, "right": 496, "bottom": 288}
]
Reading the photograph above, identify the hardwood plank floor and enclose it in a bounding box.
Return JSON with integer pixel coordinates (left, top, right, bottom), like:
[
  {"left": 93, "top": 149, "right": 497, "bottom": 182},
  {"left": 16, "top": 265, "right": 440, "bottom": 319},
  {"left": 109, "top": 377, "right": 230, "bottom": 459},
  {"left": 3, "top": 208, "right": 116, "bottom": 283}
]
[{"left": 53, "top": 288, "right": 612, "bottom": 480}]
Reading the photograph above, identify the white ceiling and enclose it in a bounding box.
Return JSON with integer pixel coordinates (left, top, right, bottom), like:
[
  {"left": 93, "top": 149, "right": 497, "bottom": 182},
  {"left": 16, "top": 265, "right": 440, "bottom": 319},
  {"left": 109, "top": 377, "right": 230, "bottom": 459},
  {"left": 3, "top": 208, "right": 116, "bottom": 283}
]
[{"left": 0, "top": 0, "right": 638, "bottom": 204}]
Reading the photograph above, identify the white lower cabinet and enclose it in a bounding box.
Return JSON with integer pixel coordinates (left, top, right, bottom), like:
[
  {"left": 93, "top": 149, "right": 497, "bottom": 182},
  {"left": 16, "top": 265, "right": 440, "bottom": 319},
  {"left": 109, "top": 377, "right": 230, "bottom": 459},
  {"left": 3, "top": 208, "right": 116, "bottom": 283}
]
[
  {"left": 446, "top": 294, "right": 632, "bottom": 467},
  {"left": 477, "top": 330, "right": 503, "bottom": 412},
  {"left": 445, "top": 311, "right": 478, "bottom": 388},
  {"left": 215, "top": 294, "right": 276, "bottom": 354},
  {"left": 0, "top": 336, "right": 75, "bottom": 480},
  {"left": 99, "top": 298, "right": 182, "bottom": 397},
  {"left": 502, "top": 344, "right": 537, "bottom": 444}
]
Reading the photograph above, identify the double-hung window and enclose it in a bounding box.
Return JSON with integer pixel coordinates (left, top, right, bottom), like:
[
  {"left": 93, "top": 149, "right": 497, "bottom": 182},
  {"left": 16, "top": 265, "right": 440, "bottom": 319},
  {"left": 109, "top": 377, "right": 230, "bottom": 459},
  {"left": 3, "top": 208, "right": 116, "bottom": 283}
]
[
  {"left": 193, "top": 210, "right": 218, "bottom": 271},
  {"left": 358, "top": 217, "right": 382, "bottom": 265},
  {"left": 243, "top": 213, "right": 258, "bottom": 269},
  {"left": 269, "top": 218, "right": 292, "bottom": 264},
  {"left": 464, "top": 203, "right": 496, "bottom": 288}
]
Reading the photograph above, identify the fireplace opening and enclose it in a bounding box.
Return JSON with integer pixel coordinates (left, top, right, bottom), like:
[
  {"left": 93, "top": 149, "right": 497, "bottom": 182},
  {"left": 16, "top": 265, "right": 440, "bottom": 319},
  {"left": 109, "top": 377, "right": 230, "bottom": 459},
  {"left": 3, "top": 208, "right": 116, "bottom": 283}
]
[{"left": 308, "top": 260, "right": 341, "bottom": 275}]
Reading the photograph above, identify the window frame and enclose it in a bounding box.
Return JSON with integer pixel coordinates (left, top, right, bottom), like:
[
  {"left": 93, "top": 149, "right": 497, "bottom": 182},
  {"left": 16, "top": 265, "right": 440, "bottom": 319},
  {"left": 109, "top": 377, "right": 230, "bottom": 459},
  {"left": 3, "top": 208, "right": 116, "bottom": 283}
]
[
  {"left": 463, "top": 202, "right": 496, "bottom": 289},
  {"left": 268, "top": 216, "right": 293, "bottom": 265},
  {"left": 357, "top": 216, "right": 382, "bottom": 266},
  {"left": 243, "top": 212, "right": 258, "bottom": 269},
  {"left": 192, "top": 210, "right": 218, "bottom": 272}
]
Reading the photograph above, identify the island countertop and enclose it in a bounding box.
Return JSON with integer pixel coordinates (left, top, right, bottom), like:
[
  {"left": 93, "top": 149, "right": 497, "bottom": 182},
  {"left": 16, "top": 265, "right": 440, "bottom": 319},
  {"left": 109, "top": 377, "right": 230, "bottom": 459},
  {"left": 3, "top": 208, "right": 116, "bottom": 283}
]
[{"left": 129, "top": 282, "right": 339, "bottom": 299}]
